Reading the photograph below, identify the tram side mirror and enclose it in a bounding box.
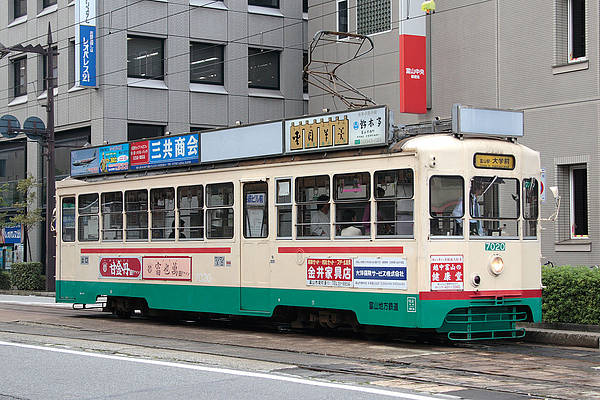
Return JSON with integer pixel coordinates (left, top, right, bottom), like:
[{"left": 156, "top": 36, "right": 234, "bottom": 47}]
[{"left": 542, "top": 186, "right": 561, "bottom": 222}]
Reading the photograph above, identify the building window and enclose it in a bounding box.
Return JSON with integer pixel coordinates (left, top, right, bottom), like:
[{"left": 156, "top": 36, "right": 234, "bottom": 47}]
[
  {"left": 127, "top": 36, "right": 164, "bottom": 80},
  {"left": 303, "top": 51, "right": 308, "bottom": 93},
  {"left": 303, "top": 0, "right": 308, "bottom": 13},
  {"left": 248, "top": 48, "right": 280, "bottom": 90},
  {"left": 42, "top": 0, "right": 56, "bottom": 8},
  {"left": 569, "top": 0, "right": 585, "bottom": 61},
  {"left": 127, "top": 124, "right": 164, "bottom": 141},
  {"left": 357, "top": 0, "right": 391, "bottom": 36},
  {"left": 42, "top": 47, "right": 58, "bottom": 91},
  {"left": 14, "top": 0, "right": 26, "bottom": 18},
  {"left": 190, "top": 43, "right": 224, "bottom": 85},
  {"left": 12, "top": 58, "right": 27, "bottom": 98},
  {"left": 249, "top": 0, "right": 279, "bottom": 8},
  {"left": 570, "top": 165, "right": 588, "bottom": 238},
  {"left": 68, "top": 39, "right": 75, "bottom": 88},
  {"left": 337, "top": 1, "right": 348, "bottom": 37}
]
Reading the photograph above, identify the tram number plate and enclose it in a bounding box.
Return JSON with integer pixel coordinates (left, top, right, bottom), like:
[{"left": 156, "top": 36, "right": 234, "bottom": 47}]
[{"left": 485, "top": 242, "right": 506, "bottom": 251}]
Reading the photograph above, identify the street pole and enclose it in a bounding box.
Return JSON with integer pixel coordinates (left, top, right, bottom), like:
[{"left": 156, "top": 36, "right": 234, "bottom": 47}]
[{"left": 45, "top": 23, "right": 56, "bottom": 292}]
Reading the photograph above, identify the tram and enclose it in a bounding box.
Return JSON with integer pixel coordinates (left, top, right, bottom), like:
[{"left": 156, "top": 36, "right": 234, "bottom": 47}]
[{"left": 56, "top": 105, "right": 542, "bottom": 341}]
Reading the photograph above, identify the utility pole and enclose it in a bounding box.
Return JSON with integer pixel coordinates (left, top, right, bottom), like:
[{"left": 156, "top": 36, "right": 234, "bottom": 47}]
[{"left": 0, "top": 23, "right": 57, "bottom": 291}]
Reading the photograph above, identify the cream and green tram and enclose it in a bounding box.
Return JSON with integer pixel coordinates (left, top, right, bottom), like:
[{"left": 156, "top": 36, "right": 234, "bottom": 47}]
[{"left": 56, "top": 112, "right": 542, "bottom": 341}]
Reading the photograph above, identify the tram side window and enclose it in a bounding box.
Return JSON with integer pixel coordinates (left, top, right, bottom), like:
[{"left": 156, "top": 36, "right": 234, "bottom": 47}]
[
  {"left": 243, "top": 182, "right": 268, "bottom": 238},
  {"left": 101, "top": 192, "right": 123, "bottom": 241},
  {"left": 206, "top": 183, "right": 234, "bottom": 239},
  {"left": 334, "top": 172, "right": 369, "bottom": 238},
  {"left": 375, "top": 169, "right": 414, "bottom": 238},
  {"left": 150, "top": 187, "right": 175, "bottom": 240},
  {"left": 125, "top": 190, "right": 148, "bottom": 241},
  {"left": 523, "top": 178, "right": 538, "bottom": 239},
  {"left": 296, "top": 175, "right": 330, "bottom": 238},
  {"left": 178, "top": 185, "right": 203, "bottom": 240},
  {"left": 430, "top": 176, "right": 464, "bottom": 237},
  {"left": 275, "top": 178, "right": 292, "bottom": 239},
  {"left": 78, "top": 193, "right": 99, "bottom": 241},
  {"left": 62, "top": 197, "right": 75, "bottom": 242}
]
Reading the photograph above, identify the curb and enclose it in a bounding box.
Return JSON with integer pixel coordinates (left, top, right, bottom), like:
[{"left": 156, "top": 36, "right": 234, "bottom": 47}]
[
  {"left": 0, "top": 290, "right": 55, "bottom": 298},
  {"left": 521, "top": 326, "right": 600, "bottom": 349}
]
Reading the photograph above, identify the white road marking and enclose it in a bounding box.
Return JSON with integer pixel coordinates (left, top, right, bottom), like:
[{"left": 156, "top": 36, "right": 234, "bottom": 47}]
[
  {"left": 0, "top": 300, "right": 72, "bottom": 308},
  {"left": 0, "top": 340, "right": 447, "bottom": 400}
]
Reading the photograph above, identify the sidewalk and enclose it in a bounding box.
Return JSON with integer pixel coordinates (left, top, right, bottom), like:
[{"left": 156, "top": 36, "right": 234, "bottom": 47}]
[{"left": 0, "top": 291, "right": 598, "bottom": 348}]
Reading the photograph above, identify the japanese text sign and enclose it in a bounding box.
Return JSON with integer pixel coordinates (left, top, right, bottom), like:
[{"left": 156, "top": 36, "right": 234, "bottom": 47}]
[
  {"left": 75, "top": 0, "right": 97, "bottom": 87},
  {"left": 142, "top": 256, "right": 192, "bottom": 281},
  {"left": 130, "top": 134, "right": 199, "bottom": 170},
  {"left": 99, "top": 144, "right": 129, "bottom": 173},
  {"left": 353, "top": 257, "right": 407, "bottom": 290},
  {"left": 430, "top": 255, "right": 464, "bottom": 291},
  {"left": 99, "top": 257, "right": 141, "bottom": 279},
  {"left": 306, "top": 258, "right": 353, "bottom": 287}
]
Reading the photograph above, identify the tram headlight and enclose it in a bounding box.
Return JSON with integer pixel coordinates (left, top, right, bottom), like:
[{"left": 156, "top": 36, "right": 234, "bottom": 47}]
[{"left": 489, "top": 255, "right": 504, "bottom": 276}]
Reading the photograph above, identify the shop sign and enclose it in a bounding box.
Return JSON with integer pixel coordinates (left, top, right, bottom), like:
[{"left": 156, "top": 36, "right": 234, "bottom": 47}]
[
  {"left": 75, "top": 0, "right": 97, "bottom": 87},
  {"left": 2, "top": 226, "right": 22, "bottom": 244},
  {"left": 430, "top": 255, "right": 464, "bottom": 291},
  {"left": 99, "top": 257, "right": 141, "bottom": 279}
]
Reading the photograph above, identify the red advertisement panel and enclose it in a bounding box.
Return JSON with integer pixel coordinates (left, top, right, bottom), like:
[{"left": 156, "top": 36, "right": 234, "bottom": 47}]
[
  {"left": 130, "top": 141, "right": 149, "bottom": 166},
  {"left": 399, "top": 34, "right": 427, "bottom": 114},
  {"left": 99, "top": 257, "right": 141, "bottom": 279},
  {"left": 142, "top": 256, "right": 192, "bottom": 281},
  {"left": 306, "top": 258, "right": 352, "bottom": 287},
  {"left": 430, "top": 255, "right": 464, "bottom": 291}
]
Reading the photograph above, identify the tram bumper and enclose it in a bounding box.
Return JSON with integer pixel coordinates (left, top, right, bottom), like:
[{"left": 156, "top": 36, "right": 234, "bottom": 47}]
[{"left": 419, "top": 291, "right": 542, "bottom": 341}]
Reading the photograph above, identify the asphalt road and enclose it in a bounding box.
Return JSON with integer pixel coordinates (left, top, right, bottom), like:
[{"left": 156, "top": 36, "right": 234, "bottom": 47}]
[{"left": 0, "top": 295, "right": 597, "bottom": 400}]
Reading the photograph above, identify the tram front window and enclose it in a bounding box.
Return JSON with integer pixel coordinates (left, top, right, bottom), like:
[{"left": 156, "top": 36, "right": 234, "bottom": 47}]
[
  {"left": 469, "top": 176, "right": 519, "bottom": 238},
  {"left": 430, "top": 176, "right": 464, "bottom": 237}
]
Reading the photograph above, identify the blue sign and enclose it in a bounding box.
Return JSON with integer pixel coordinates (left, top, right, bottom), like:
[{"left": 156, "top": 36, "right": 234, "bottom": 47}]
[
  {"left": 71, "top": 147, "right": 100, "bottom": 176},
  {"left": 79, "top": 25, "right": 96, "bottom": 87},
  {"left": 130, "top": 134, "right": 199, "bottom": 170},
  {"left": 99, "top": 144, "right": 129, "bottom": 173},
  {"left": 3, "top": 226, "right": 22, "bottom": 244},
  {"left": 246, "top": 193, "right": 265, "bottom": 206}
]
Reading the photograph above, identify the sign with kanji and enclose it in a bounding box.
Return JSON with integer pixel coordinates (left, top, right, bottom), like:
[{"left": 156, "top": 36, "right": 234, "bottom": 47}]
[
  {"left": 473, "top": 153, "right": 515, "bottom": 170},
  {"left": 99, "top": 144, "right": 129, "bottom": 173},
  {"left": 99, "top": 257, "right": 141, "bottom": 279},
  {"left": 130, "top": 133, "right": 199, "bottom": 170},
  {"left": 75, "top": 0, "right": 97, "bottom": 87},
  {"left": 430, "top": 255, "right": 464, "bottom": 291},
  {"left": 353, "top": 257, "right": 407, "bottom": 290},
  {"left": 142, "top": 256, "right": 192, "bottom": 281},
  {"left": 306, "top": 258, "right": 353, "bottom": 287},
  {"left": 285, "top": 106, "right": 386, "bottom": 153}
]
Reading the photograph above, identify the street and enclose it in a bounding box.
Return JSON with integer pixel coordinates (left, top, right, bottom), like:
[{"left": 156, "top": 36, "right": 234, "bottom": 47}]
[{"left": 0, "top": 295, "right": 597, "bottom": 399}]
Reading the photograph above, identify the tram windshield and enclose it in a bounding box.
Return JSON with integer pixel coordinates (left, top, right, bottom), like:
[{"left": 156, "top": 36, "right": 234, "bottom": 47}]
[{"left": 469, "top": 176, "right": 519, "bottom": 238}]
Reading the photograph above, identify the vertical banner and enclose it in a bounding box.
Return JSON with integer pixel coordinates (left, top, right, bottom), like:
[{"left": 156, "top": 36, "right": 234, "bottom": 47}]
[
  {"left": 399, "top": 1, "right": 426, "bottom": 114},
  {"left": 75, "top": 0, "right": 97, "bottom": 87}
]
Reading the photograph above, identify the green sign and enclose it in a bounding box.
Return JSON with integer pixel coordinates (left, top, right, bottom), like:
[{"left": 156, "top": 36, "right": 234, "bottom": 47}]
[{"left": 485, "top": 242, "right": 506, "bottom": 251}]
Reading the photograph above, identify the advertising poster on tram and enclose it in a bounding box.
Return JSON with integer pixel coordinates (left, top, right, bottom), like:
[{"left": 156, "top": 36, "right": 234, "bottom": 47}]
[
  {"left": 99, "top": 144, "right": 129, "bottom": 173},
  {"left": 306, "top": 258, "right": 353, "bottom": 287},
  {"left": 142, "top": 256, "right": 192, "bottom": 281},
  {"left": 130, "top": 134, "right": 199, "bottom": 170},
  {"left": 353, "top": 257, "right": 408, "bottom": 290},
  {"left": 430, "top": 255, "right": 464, "bottom": 290},
  {"left": 99, "top": 257, "right": 141, "bottom": 279},
  {"left": 70, "top": 147, "right": 100, "bottom": 176}
]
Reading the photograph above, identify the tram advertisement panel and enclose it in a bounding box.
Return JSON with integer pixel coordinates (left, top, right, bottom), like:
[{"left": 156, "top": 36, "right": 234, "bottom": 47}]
[
  {"left": 430, "top": 255, "right": 464, "bottom": 290},
  {"left": 353, "top": 257, "right": 407, "bottom": 290},
  {"left": 142, "top": 256, "right": 192, "bottom": 281},
  {"left": 130, "top": 134, "right": 199, "bottom": 170},
  {"left": 99, "top": 257, "right": 141, "bottom": 279},
  {"left": 306, "top": 258, "right": 353, "bottom": 287},
  {"left": 99, "top": 144, "right": 129, "bottom": 173}
]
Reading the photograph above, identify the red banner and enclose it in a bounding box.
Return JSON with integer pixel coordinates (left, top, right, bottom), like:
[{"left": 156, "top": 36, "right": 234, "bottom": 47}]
[
  {"left": 99, "top": 257, "right": 141, "bottom": 279},
  {"left": 130, "top": 141, "right": 149, "bottom": 166},
  {"left": 430, "top": 255, "right": 464, "bottom": 291},
  {"left": 399, "top": 34, "right": 427, "bottom": 114}
]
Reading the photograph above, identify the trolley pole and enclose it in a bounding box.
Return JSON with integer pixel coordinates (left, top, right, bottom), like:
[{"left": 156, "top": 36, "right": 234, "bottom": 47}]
[
  {"left": 45, "top": 24, "right": 56, "bottom": 292},
  {"left": 0, "top": 23, "right": 56, "bottom": 291}
]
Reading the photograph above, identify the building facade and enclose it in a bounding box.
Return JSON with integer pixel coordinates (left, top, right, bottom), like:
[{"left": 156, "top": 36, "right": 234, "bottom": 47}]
[
  {"left": 307, "top": 0, "right": 596, "bottom": 266},
  {"left": 0, "top": 0, "right": 308, "bottom": 267}
]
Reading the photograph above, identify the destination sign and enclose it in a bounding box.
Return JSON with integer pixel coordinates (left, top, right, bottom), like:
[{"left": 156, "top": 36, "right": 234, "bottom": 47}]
[{"left": 473, "top": 153, "right": 515, "bottom": 170}]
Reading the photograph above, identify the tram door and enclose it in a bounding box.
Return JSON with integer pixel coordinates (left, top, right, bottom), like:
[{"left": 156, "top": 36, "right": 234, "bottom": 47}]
[{"left": 240, "top": 181, "right": 271, "bottom": 312}]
